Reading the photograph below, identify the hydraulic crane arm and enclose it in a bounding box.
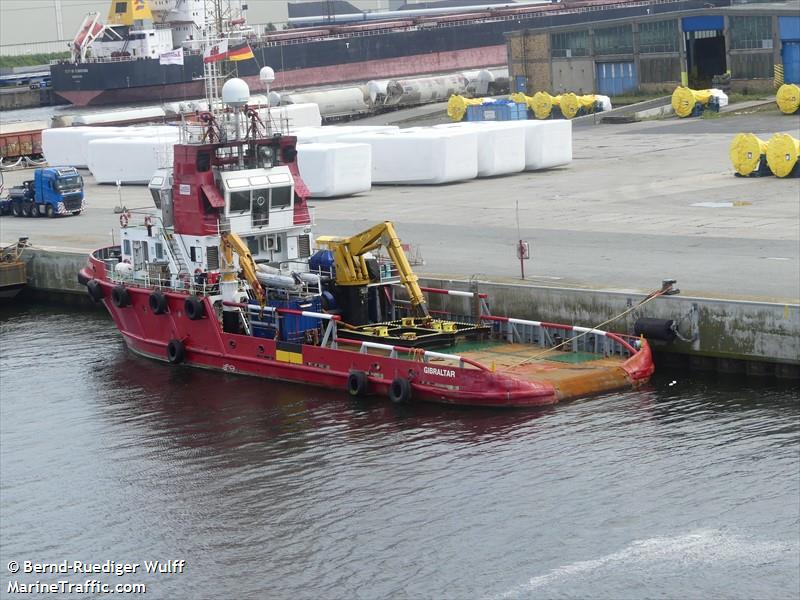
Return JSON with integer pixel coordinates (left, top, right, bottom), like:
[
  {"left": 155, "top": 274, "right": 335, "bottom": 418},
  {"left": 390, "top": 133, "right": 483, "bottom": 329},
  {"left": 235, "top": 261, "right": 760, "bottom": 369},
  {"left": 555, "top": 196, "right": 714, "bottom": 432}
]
[
  {"left": 221, "top": 231, "right": 266, "bottom": 305},
  {"left": 316, "top": 221, "right": 429, "bottom": 317}
]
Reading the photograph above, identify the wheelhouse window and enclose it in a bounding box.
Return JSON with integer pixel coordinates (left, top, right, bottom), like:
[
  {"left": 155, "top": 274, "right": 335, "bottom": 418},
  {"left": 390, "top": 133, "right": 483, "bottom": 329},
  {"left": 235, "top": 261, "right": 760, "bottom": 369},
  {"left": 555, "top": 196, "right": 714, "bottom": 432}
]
[
  {"left": 252, "top": 188, "right": 269, "bottom": 227},
  {"left": 229, "top": 190, "right": 250, "bottom": 213},
  {"left": 271, "top": 186, "right": 291, "bottom": 210}
]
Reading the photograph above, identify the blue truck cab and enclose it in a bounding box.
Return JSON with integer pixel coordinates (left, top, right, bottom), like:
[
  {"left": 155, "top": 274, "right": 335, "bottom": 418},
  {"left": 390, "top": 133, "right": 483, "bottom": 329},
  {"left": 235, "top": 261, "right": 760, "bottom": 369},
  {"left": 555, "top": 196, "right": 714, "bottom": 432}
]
[{"left": 4, "top": 167, "right": 84, "bottom": 218}]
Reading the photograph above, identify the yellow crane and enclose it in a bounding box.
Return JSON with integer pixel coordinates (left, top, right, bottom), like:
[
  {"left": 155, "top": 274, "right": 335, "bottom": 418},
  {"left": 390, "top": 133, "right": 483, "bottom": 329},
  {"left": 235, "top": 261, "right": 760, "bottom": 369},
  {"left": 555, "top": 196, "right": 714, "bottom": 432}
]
[
  {"left": 316, "top": 221, "right": 430, "bottom": 318},
  {"left": 221, "top": 231, "right": 266, "bottom": 306}
]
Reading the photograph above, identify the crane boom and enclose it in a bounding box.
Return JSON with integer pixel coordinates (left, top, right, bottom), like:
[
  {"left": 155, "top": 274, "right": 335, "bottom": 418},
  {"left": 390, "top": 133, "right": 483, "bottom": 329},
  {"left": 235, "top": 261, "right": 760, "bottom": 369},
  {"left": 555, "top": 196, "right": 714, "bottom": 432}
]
[
  {"left": 221, "top": 231, "right": 266, "bottom": 305},
  {"left": 316, "top": 221, "right": 429, "bottom": 317}
]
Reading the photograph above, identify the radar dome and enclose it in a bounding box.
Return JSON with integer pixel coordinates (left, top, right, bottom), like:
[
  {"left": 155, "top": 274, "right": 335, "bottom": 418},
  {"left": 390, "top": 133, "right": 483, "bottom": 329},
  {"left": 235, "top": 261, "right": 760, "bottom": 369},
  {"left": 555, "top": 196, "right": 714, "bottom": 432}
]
[
  {"left": 268, "top": 91, "right": 281, "bottom": 106},
  {"left": 222, "top": 78, "right": 250, "bottom": 107},
  {"left": 260, "top": 66, "right": 275, "bottom": 84}
]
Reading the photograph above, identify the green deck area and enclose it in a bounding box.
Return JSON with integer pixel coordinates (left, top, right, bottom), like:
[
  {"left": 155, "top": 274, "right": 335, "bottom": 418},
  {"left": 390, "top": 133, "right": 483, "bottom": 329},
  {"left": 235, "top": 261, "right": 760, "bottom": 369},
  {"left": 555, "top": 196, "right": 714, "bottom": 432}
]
[{"left": 451, "top": 339, "right": 603, "bottom": 364}]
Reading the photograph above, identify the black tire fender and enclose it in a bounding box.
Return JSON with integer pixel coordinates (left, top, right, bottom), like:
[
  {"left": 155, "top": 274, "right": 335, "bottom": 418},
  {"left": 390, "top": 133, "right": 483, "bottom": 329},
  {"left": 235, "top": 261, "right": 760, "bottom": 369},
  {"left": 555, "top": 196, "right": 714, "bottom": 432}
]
[
  {"left": 149, "top": 291, "right": 168, "bottom": 315},
  {"left": 111, "top": 285, "right": 130, "bottom": 308},
  {"left": 184, "top": 295, "right": 205, "bottom": 320},
  {"left": 347, "top": 371, "right": 369, "bottom": 397},
  {"left": 167, "top": 339, "right": 185, "bottom": 364},
  {"left": 388, "top": 377, "right": 412, "bottom": 404},
  {"left": 86, "top": 279, "right": 104, "bottom": 303}
]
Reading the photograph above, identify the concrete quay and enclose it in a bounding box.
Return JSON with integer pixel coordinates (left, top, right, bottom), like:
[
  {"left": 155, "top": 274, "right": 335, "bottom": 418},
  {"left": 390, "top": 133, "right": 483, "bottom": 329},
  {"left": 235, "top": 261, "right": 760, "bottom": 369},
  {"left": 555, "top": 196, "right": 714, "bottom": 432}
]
[{"left": 2, "top": 107, "right": 798, "bottom": 376}]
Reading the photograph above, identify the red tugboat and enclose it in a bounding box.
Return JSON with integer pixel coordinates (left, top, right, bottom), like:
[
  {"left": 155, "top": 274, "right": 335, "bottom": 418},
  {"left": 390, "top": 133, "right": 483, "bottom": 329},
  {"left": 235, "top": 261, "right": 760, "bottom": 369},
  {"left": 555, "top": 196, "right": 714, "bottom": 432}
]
[{"left": 78, "top": 78, "right": 654, "bottom": 407}]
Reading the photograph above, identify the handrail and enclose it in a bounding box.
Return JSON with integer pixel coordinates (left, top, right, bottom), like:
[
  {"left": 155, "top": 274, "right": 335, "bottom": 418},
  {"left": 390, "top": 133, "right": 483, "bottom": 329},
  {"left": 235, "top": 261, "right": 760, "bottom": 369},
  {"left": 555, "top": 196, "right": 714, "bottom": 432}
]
[{"left": 334, "top": 337, "right": 490, "bottom": 371}]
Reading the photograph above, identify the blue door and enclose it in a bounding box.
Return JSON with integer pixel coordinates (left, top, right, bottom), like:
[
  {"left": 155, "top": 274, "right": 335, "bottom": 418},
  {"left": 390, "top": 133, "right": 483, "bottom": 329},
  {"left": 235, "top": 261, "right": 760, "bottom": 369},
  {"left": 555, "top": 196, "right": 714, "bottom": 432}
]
[
  {"left": 595, "top": 62, "right": 638, "bottom": 96},
  {"left": 782, "top": 42, "right": 800, "bottom": 84}
]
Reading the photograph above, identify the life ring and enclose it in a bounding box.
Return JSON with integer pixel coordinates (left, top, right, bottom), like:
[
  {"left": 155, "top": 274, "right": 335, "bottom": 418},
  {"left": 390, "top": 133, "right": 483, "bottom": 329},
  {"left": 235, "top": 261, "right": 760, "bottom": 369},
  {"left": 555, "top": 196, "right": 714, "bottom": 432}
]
[{"left": 119, "top": 211, "right": 131, "bottom": 228}]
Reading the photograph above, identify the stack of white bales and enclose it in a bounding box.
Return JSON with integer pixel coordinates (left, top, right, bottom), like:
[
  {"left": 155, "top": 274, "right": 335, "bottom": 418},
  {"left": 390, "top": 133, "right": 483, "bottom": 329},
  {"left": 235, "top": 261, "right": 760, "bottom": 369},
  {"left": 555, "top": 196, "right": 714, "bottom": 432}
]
[
  {"left": 295, "top": 126, "right": 398, "bottom": 197},
  {"left": 338, "top": 127, "right": 479, "bottom": 184},
  {"left": 297, "top": 143, "right": 372, "bottom": 198},
  {"left": 258, "top": 103, "right": 322, "bottom": 129},
  {"left": 88, "top": 128, "right": 180, "bottom": 184},
  {"left": 433, "top": 121, "right": 526, "bottom": 177}
]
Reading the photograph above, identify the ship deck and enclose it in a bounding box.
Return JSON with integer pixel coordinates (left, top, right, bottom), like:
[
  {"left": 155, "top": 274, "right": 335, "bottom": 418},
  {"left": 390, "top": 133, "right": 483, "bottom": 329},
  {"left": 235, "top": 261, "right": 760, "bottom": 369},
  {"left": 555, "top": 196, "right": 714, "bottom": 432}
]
[{"left": 452, "top": 340, "right": 632, "bottom": 399}]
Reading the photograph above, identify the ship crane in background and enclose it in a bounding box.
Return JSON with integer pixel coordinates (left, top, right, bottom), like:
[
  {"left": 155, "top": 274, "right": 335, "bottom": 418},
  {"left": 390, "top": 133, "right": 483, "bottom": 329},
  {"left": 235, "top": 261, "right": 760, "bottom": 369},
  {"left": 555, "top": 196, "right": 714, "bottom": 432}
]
[{"left": 317, "top": 221, "right": 430, "bottom": 319}]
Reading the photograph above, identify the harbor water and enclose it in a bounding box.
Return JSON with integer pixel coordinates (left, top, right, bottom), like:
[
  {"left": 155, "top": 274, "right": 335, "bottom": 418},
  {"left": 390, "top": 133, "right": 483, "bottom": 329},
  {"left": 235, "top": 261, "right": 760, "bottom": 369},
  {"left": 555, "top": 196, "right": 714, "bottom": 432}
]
[{"left": 1, "top": 305, "right": 798, "bottom": 599}]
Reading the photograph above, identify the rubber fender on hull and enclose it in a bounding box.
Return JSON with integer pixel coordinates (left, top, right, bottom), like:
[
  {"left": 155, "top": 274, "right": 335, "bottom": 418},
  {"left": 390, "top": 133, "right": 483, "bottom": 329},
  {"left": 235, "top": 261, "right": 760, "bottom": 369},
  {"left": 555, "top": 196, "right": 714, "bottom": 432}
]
[
  {"left": 149, "top": 291, "right": 168, "bottom": 315},
  {"left": 167, "top": 339, "right": 185, "bottom": 364},
  {"left": 634, "top": 318, "right": 676, "bottom": 342},
  {"left": 388, "top": 377, "right": 412, "bottom": 404},
  {"left": 184, "top": 295, "right": 205, "bottom": 320},
  {"left": 347, "top": 371, "right": 369, "bottom": 397},
  {"left": 111, "top": 285, "right": 130, "bottom": 308},
  {"left": 86, "top": 279, "right": 104, "bottom": 303}
]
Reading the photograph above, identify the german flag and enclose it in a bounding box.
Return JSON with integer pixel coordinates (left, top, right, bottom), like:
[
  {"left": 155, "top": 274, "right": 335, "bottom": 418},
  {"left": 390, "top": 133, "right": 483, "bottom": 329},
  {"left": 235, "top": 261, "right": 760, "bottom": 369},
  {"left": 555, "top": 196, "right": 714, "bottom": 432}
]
[{"left": 228, "top": 41, "right": 254, "bottom": 62}]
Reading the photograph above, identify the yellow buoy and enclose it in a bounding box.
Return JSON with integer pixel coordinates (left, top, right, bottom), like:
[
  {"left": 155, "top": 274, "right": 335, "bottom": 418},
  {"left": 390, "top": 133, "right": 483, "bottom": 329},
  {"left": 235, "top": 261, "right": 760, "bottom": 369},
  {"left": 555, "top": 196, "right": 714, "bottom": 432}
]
[
  {"left": 447, "top": 94, "right": 483, "bottom": 121},
  {"left": 532, "top": 91, "right": 560, "bottom": 119},
  {"left": 671, "top": 86, "right": 713, "bottom": 118},
  {"left": 766, "top": 133, "right": 800, "bottom": 178},
  {"left": 776, "top": 83, "right": 800, "bottom": 115},
  {"left": 729, "top": 133, "right": 769, "bottom": 176}
]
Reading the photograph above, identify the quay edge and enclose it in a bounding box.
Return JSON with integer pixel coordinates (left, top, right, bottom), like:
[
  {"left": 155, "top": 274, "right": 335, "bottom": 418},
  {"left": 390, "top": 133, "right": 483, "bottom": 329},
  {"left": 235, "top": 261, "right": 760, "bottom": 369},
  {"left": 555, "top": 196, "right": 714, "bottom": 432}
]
[{"left": 11, "top": 247, "right": 800, "bottom": 380}]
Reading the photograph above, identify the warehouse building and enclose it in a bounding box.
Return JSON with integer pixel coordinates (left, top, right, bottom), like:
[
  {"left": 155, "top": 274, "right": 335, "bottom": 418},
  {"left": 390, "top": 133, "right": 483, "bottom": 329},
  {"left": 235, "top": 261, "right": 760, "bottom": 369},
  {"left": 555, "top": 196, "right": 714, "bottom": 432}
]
[{"left": 506, "top": 2, "right": 800, "bottom": 96}]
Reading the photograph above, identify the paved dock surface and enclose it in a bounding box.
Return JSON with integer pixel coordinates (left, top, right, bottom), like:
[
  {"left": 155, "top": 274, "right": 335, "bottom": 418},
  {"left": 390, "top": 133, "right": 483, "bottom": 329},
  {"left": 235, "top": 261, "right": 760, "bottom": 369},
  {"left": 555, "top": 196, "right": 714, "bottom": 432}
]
[{"left": 1, "top": 108, "right": 798, "bottom": 302}]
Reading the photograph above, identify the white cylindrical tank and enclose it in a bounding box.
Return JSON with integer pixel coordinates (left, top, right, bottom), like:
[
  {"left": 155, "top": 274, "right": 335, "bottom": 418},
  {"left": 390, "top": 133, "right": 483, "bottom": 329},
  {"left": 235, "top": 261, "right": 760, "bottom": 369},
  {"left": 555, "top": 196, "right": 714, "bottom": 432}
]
[
  {"left": 384, "top": 74, "right": 469, "bottom": 106},
  {"left": 366, "top": 79, "right": 390, "bottom": 104},
  {"left": 282, "top": 87, "right": 369, "bottom": 119}
]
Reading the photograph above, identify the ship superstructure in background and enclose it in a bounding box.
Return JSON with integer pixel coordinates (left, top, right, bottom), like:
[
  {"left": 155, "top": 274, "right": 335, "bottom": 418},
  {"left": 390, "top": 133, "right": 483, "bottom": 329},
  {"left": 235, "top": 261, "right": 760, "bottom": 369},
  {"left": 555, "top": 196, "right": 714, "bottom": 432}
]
[
  {"left": 53, "top": 0, "right": 726, "bottom": 106},
  {"left": 71, "top": 0, "right": 206, "bottom": 64},
  {"left": 79, "top": 74, "right": 655, "bottom": 407}
]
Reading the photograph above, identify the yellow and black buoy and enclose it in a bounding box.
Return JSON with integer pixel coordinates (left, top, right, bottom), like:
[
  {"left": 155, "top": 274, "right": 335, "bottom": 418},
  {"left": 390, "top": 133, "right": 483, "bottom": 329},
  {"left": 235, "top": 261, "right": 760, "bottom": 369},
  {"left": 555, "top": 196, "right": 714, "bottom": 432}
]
[
  {"left": 447, "top": 94, "right": 484, "bottom": 122},
  {"left": 559, "top": 93, "right": 598, "bottom": 119},
  {"left": 776, "top": 83, "right": 800, "bottom": 115},
  {"left": 766, "top": 133, "right": 800, "bottom": 178},
  {"left": 671, "top": 86, "right": 714, "bottom": 118},
  {"left": 729, "top": 133, "right": 771, "bottom": 177},
  {"left": 531, "top": 91, "right": 561, "bottom": 120}
]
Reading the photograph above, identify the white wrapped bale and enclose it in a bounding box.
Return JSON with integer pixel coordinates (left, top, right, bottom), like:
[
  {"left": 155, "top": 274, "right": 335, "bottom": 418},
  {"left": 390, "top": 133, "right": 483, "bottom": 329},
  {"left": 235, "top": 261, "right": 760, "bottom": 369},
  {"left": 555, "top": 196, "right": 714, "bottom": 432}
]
[
  {"left": 42, "top": 127, "right": 94, "bottom": 166},
  {"left": 87, "top": 136, "right": 177, "bottom": 184},
  {"left": 520, "top": 120, "right": 572, "bottom": 170},
  {"left": 72, "top": 125, "right": 178, "bottom": 169},
  {"left": 709, "top": 89, "right": 728, "bottom": 108},
  {"left": 433, "top": 122, "right": 525, "bottom": 177},
  {"left": 297, "top": 143, "right": 372, "bottom": 198},
  {"left": 72, "top": 106, "right": 166, "bottom": 125},
  {"left": 339, "top": 128, "right": 478, "bottom": 184},
  {"left": 260, "top": 102, "right": 322, "bottom": 129},
  {"left": 294, "top": 125, "right": 399, "bottom": 144}
]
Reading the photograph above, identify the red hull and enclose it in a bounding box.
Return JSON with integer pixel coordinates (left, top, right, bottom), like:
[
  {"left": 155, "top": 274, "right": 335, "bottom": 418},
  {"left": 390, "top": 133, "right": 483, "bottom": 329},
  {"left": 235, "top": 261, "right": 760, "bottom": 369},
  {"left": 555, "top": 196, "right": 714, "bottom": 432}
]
[
  {"left": 81, "top": 255, "right": 653, "bottom": 408},
  {"left": 54, "top": 46, "right": 506, "bottom": 106}
]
